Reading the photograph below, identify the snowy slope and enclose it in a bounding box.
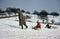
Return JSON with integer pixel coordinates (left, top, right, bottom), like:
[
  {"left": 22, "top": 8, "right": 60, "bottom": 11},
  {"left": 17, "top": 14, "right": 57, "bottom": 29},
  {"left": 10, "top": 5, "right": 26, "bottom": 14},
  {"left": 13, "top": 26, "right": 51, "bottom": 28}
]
[{"left": 0, "top": 14, "right": 60, "bottom": 39}]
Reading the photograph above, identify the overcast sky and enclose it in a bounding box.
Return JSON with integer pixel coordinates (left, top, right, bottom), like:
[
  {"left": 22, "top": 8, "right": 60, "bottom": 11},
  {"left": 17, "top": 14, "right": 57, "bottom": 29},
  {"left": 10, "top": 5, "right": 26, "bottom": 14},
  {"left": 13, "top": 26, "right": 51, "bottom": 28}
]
[{"left": 0, "top": 0, "right": 60, "bottom": 13}]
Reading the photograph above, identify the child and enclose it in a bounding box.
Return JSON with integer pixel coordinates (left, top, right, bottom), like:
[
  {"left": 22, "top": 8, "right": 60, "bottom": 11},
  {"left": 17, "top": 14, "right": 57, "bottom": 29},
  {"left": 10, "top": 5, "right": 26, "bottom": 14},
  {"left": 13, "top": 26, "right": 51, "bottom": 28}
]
[
  {"left": 46, "top": 23, "right": 51, "bottom": 28},
  {"left": 32, "top": 20, "right": 41, "bottom": 30}
]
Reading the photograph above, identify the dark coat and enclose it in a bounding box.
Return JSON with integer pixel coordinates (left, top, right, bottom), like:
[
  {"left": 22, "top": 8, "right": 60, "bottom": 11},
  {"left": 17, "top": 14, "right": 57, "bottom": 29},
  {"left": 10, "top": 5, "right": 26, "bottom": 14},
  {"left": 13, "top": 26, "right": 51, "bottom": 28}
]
[{"left": 46, "top": 23, "right": 51, "bottom": 28}]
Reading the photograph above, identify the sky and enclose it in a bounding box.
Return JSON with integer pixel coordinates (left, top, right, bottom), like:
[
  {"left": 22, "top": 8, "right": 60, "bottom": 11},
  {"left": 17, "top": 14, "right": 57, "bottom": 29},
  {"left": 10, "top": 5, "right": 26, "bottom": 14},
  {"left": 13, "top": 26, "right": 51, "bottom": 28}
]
[{"left": 0, "top": 0, "right": 60, "bottom": 13}]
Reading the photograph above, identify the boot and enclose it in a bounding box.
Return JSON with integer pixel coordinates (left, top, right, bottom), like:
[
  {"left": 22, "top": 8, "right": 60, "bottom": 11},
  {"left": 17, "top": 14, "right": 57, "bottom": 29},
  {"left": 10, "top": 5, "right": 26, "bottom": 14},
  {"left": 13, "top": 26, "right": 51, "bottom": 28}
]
[
  {"left": 24, "top": 24, "right": 28, "bottom": 29},
  {"left": 26, "top": 26, "right": 28, "bottom": 29},
  {"left": 21, "top": 25, "right": 23, "bottom": 29}
]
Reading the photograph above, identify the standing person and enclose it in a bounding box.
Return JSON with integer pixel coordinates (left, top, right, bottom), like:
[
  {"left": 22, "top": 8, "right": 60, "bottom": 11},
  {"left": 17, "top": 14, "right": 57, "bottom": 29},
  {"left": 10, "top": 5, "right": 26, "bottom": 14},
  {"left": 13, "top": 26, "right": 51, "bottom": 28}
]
[
  {"left": 42, "top": 19, "right": 44, "bottom": 23},
  {"left": 51, "top": 19, "right": 54, "bottom": 24},
  {"left": 17, "top": 8, "right": 28, "bottom": 29}
]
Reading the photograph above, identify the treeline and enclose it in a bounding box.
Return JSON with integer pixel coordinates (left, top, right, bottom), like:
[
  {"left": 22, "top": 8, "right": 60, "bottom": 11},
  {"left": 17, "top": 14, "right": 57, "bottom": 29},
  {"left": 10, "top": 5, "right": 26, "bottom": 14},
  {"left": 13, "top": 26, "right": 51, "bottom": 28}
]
[
  {"left": 33, "top": 10, "right": 59, "bottom": 17},
  {"left": 0, "top": 7, "right": 59, "bottom": 17},
  {"left": 0, "top": 7, "right": 31, "bottom": 17}
]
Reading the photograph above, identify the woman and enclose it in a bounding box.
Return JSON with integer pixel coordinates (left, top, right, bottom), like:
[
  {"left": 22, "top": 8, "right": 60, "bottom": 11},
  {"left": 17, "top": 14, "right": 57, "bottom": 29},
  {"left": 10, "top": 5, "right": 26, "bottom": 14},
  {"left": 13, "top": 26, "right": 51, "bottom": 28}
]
[{"left": 17, "top": 8, "right": 28, "bottom": 29}]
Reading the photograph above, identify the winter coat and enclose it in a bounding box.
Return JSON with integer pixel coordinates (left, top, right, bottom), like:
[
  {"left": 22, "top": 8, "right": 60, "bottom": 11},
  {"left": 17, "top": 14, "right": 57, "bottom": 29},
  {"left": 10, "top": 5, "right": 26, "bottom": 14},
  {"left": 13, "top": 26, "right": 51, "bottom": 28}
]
[
  {"left": 36, "top": 21, "right": 41, "bottom": 28},
  {"left": 46, "top": 23, "right": 51, "bottom": 28},
  {"left": 32, "top": 21, "right": 41, "bottom": 30},
  {"left": 19, "top": 12, "right": 26, "bottom": 26}
]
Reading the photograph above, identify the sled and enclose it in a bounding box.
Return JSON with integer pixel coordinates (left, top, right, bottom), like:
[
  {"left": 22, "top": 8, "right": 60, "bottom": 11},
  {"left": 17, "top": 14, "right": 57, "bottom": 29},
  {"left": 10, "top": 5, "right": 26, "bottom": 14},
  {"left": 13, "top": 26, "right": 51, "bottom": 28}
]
[
  {"left": 45, "top": 26, "right": 58, "bottom": 29},
  {"left": 32, "top": 26, "right": 41, "bottom": 30}
]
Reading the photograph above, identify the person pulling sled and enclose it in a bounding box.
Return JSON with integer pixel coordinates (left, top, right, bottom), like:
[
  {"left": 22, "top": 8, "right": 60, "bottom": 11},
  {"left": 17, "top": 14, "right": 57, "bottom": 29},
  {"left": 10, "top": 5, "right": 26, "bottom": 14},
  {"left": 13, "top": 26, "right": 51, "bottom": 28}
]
[{"left": 17, "top": 8, "right": 28, "bottom": 29}]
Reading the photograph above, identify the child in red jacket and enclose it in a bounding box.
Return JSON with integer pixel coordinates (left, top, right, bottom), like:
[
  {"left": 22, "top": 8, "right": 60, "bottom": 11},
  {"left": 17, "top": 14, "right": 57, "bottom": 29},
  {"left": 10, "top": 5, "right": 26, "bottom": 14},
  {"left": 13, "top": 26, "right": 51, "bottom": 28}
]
[{"left": 32, "top": 20, "right": 41, "bottom": 30}]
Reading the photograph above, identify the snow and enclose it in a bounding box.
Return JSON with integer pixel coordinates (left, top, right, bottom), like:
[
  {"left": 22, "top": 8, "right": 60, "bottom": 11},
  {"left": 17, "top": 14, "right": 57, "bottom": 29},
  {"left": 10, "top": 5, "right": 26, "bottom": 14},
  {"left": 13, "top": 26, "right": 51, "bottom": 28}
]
[{"left": 0, "top": 14, "right": 60, "bottom": 39}]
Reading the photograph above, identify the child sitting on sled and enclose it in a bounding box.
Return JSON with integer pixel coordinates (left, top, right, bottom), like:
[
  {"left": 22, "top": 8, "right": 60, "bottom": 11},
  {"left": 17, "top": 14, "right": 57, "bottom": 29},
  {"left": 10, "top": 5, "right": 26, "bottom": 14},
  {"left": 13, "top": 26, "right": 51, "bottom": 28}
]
[
  {"left": 32, "top": 20, "right": 41, "bottom": 30},
  {"left": 46, "top": 23, "right": 51, "bottom": 28}
]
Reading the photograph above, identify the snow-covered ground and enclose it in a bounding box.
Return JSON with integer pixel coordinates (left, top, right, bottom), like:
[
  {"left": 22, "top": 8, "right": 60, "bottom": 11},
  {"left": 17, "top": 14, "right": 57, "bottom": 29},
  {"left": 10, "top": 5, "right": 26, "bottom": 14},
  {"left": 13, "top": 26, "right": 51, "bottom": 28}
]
[{"left": 0, "top": 14, "right": 60, "bottom": 39}]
